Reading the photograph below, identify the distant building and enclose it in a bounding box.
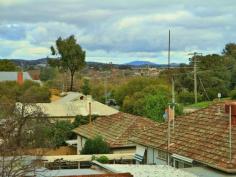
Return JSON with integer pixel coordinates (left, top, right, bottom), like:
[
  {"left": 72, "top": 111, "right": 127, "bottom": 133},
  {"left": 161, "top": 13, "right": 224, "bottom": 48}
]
[
  {"left": 0, "top": 71, "right": 31, "bottom": 83},
  {"left": 17, "top": 92, "right": 118, "bottom": 122},
  {"left": 0, "top": 71, "right": 41, "bottom": 84}
]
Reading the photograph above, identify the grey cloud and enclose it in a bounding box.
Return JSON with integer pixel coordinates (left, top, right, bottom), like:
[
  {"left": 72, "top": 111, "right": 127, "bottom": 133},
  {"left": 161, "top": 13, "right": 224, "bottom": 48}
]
[{"left": 0, "top": 0, "right": 236, "bottom": 62}]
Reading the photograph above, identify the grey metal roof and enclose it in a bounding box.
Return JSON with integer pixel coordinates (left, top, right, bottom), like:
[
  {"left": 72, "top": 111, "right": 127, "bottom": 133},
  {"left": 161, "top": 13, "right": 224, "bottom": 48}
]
[
  {"left": 26, "top": 168, "right": 104, "bottom": 177},
  {"left": 0, "top": 72, "right": 32, "bottom": 81}
]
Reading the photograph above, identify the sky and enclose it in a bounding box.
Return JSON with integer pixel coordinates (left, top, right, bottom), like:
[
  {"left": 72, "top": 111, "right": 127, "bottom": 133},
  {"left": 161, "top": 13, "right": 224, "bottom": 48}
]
[{"left": 0, "top": 0, "right": 236, "bottom": 64}]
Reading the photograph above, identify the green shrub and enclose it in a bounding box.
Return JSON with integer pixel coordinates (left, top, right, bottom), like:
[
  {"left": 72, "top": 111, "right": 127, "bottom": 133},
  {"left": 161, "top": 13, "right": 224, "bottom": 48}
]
[
  {"left": 96, "top": 156, "right": 109, "bottom": 164},
  {"left": 73, "top": 115, "right": 98, "bottom": 127},
  {"left": 81, "top": 136, "right": 110, "bottom": 154},
  {"left": 175, "top": 104, "right": 184, "bottom": 116},
  {"left": 230, "top": 90, "right": 236, "bottom": 99}
]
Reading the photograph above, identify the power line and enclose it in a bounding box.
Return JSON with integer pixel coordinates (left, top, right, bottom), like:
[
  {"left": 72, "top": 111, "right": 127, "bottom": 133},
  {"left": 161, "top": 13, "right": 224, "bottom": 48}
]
[
  {"left": 188, "top": 52, "right": 202, "bottom": 103},
  {"left": 198, "top": 76, "right": 210, "bottom": 101}
]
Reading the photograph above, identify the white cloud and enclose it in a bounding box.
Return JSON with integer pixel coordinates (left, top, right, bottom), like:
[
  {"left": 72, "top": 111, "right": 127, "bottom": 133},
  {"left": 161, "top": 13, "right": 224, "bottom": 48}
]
[
  {"left": 0, "top": 0, "right": 236, "bottom": 63},
  {"left": 117, "top": 11, "right": 191, "bottom": 29},
  {"left": 0, "top": 0, "right": 29, "bottom": 6}
]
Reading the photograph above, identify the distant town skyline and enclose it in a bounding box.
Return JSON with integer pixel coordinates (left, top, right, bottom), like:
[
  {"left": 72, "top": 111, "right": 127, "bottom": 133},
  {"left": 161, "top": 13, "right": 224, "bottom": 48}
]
[{"left": 0, "top": 0, "right": 235, "bottom": 64}]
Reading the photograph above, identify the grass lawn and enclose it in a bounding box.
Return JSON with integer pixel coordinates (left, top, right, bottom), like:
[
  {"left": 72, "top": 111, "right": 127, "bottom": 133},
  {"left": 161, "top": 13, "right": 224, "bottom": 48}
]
[{"left": 185, "top": 101, "right": 213, "bottom": 109}]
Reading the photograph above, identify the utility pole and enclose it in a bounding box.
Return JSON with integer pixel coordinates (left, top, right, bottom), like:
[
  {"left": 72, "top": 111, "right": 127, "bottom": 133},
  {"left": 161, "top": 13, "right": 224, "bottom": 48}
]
[
  {"left": 168, "top": 30, "right": 171, "bottom": 70},
  {"left": 104, "top": 71, "right": 108, "bottom": 105},
  {"left": 172, "top": 76, "right": 175, "bottom": 132},
  {"left": 167, "top": 104, "right": 171, "bottom": 166},
  {"left": 229, "top": 105, "right": 232, "bottom": 161},
  {"left": 188, "top": 52, "right": 202, "bottom": 104}
]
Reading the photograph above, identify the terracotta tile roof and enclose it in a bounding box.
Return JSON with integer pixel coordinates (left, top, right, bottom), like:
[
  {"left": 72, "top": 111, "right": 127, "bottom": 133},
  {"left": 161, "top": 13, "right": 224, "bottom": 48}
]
[
  {"left": 130, "top": 101, "right": 236, "bottom": 173},
  {"left": 73, "top": 112, "right": 155, "bottom": 148}
]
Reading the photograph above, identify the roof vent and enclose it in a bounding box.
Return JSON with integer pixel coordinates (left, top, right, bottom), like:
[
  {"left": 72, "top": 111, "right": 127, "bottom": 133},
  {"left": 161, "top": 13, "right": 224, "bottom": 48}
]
[{"left": 225, "top": 102, "right": 236, "bottom": 125}]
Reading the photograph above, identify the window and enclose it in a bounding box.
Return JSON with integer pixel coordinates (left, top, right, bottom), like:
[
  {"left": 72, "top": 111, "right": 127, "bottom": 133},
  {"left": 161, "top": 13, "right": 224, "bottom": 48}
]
[{"left": 173, "top": 159, "right": 192, "bottom": 168}]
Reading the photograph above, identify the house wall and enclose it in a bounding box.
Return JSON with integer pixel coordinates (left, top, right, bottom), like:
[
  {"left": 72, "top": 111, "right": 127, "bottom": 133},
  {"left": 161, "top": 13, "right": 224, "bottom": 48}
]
[
  {"left": 146, "top": 147, "right": 166, "bottom": 165},
  {"left": 77, "top": 135, "right": 87, "bottom": 154}
]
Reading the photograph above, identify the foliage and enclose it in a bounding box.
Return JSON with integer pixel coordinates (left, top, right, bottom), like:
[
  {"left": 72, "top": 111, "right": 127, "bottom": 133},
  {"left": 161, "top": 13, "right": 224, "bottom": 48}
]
[
  {"left": 82, "top": 79, "right": 90, "bottom": 95},
  {"left": 159, "top": 47, "right": 236, "bottom": 102},
  {"left": 177, "top": 91, "right": 203, "bottom": 104},
  {"left": 40, "top": 67, "right": 57, "bottom": 81},
  {"left": 0, "top": 80, "right": 51, "bottom": 103},
  {"left": 186, "top": 101, "right": 212, "bottom": 109},
  {"left": 0, "top": 59, "right": 17, "bottom": 71},
  {"left": 175, "top": 104, "right": 184, "bottom": 116},
  {"left": 223, "top": 43, "right": 236, "bottom": 58},
  {"left": 0, "top": 97, "right": 49, "bottom": 176},
  {"left": 73, "top": 115, "right": 98, "bottom": 127},
  {"left": 230, "top": 90, "right": 236, "bottom": 99},
  {"left": 81, "top": 136, "right": 110, "bottom": 154},
  {"left": 113, "top": 77, "right": 167, "bottom": 106},
  {"left": 90, "top": 82, "right": 106, "bottom": 103},
  {"left": 96, "top": 156, "right": 109, "bottom": 164},
  {"left": 47, "top": 121, "right": 76, "bottom": 147},
  {"left": 122, "top": 84, "right": 170, "bottom": 122},
  {"left": 50, "top": 35, "right": 86, "bottom": 91},
  {"left": 22, "top": 85, "right": 51, "bottom": 103}
]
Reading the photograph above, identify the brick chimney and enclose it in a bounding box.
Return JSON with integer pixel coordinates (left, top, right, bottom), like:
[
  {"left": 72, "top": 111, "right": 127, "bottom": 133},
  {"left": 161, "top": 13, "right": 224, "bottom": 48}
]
[{"left": 17, "top": 71, "right": 24, "bottom": 85}]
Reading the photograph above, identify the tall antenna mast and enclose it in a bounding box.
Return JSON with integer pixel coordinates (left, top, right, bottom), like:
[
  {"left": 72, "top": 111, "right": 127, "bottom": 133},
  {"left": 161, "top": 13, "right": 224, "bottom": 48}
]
[{"left": 168, "top": 30, "right": 171, "bottom": 69}]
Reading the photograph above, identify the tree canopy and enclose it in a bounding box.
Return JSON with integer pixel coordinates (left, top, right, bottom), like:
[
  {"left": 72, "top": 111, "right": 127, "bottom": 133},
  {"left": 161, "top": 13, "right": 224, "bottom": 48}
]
[
  {"left": 81, "top": 136, "right": 110, "bottom": 154},
  {"left": 0, "top": 59, "right": 17, "bottom": 71},
  {"left": 50, "top": 35, "right": 86, "bottom": 91}
]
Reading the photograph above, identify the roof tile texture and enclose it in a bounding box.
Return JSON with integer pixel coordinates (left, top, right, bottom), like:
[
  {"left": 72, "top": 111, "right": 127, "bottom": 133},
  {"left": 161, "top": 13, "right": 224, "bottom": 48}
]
[
  {"left": 73, "top": 112, "right": 155, "bottom": 148},
  {"left": 130, "top": 102, "right": 236, "bottom": 171}
]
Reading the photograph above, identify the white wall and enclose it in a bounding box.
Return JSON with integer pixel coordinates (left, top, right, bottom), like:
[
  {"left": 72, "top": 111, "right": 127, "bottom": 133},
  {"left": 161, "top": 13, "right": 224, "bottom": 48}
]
[
  {"left": 146, "top": 147, "right": 166, "bottom": 165},
  {"left": 77, "top": 135, "right": 87, "bottom": 154}
]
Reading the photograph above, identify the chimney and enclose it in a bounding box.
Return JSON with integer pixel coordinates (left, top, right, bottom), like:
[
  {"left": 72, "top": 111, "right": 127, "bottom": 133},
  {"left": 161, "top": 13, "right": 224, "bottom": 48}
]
[
  {"left": 17, "top": 71, "right": 24, "bottom": 85},
  {"left": 225, "top": 102, "right": 236, "bottom": 126}
]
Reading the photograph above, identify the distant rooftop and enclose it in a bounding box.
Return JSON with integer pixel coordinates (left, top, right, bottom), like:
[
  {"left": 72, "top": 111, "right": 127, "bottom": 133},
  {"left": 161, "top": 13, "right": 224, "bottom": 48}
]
[
  {"left": 0, "top": 71, "right": 32, "bottom": 81},
  {"left": 16, "top": 92, "right": 118, "bottom": 117}
]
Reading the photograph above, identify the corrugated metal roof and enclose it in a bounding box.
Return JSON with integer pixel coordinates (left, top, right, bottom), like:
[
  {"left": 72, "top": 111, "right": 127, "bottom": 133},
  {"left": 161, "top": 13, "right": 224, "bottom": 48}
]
[
  {"left": 26, "top": 168, "right": 104, "bottom": 177},
  {"left": 0, "top": 72, "right": 32, "bottom": 81},
  {"left": 16, "top": 93, "right": 119, "bottom": 117}
]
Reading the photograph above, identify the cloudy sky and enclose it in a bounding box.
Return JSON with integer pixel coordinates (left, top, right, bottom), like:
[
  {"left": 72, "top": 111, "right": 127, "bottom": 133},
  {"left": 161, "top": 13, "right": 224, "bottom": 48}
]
[{"left": 0, "top": 0, "right": 235, "bottom": 64}]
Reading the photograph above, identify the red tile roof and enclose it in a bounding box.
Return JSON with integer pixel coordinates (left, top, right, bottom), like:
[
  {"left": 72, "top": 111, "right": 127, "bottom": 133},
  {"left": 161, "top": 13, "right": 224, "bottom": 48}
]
[
  {"left": 130, "top": 101, "right": 236, "bottom": 173},
  {"left": 73, "top": 112, "right": 155, "bottom": 148}
]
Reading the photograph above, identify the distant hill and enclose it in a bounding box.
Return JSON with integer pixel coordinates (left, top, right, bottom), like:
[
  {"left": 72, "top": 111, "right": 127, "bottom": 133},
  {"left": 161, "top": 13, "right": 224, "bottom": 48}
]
[
  {"left": 1, "top": 58, "right": 180, "bottom": 69},
  {"left": 124, "top": 61, "right": 158, "bottom": 66},
  {"left": 124, "top": 60, "right": 180, "bottom": 68},
  {"left": 11, "top": 58, "right": 48, "bottom": 67}
]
